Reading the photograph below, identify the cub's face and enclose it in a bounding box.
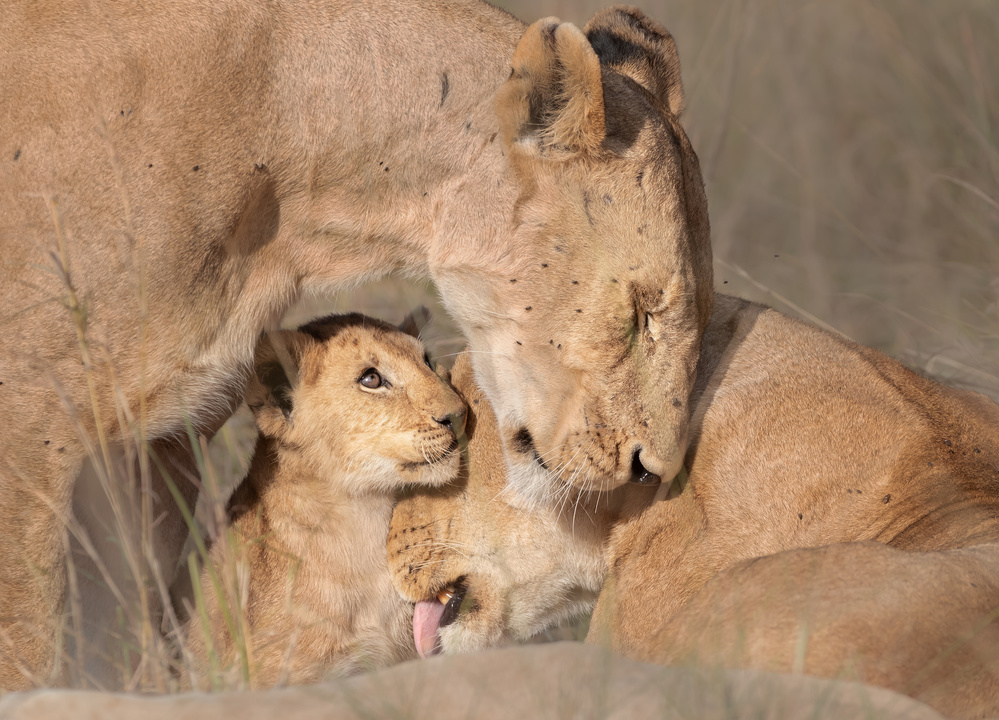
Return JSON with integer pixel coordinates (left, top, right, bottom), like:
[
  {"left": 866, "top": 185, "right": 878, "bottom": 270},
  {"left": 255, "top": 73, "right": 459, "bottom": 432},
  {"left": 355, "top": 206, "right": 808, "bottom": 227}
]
[{"left": 248, "top": 313, "right": 467, "bottom": 494}]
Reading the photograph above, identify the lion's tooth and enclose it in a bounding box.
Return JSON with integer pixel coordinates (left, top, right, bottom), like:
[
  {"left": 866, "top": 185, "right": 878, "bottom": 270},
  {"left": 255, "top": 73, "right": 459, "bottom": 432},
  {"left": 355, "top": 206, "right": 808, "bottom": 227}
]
[{"left": 437, "top": 587, "right": 455, "bottom": 605}]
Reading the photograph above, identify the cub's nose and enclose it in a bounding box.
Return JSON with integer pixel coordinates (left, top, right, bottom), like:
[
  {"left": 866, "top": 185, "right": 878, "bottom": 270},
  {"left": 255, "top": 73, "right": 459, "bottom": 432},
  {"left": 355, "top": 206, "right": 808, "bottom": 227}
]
[{"left": 435, "top": 405, "right": 467, "bottom": 439}]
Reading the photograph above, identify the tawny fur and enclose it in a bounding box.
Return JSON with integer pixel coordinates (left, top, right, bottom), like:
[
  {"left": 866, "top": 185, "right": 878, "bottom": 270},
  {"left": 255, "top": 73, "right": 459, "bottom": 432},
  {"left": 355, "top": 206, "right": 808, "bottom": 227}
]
[
  {"left": 180, "top": 314, "right": 465, "bottom": 688},
  {"left": 0, "top": 3, "right": 712, "bottom": 687},
  {"left": 389, "top": 295, "right": 999, "bottom": 720}
]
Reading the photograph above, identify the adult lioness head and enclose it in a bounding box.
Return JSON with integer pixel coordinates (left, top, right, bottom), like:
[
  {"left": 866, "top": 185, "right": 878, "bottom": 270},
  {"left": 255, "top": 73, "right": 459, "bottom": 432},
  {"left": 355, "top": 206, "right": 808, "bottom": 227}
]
[{"left": 436, "top": 8, "right": 712, "bottom": 499}]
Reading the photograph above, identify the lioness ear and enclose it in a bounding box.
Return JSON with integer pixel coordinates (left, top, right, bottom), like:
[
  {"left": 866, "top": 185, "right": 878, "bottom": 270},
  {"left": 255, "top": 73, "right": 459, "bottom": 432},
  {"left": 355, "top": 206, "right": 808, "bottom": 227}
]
[
  {"left": 583, "top": 6, "right": 685, "bottom": 117},
  {"left": 497, "top": 17, "right": 606, "bottom": 155},
  {"left": 246, "top": 330, "right": 313, "bottom": 437},
  {"left": 399, "top": 305, "right": 432, "bottom": 339}
]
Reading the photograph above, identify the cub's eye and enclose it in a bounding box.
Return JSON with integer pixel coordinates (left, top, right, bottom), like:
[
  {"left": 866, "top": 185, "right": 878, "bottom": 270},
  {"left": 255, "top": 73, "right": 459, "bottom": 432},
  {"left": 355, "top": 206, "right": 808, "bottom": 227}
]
[
  {"left": 424, "top": 353, "right": 433, "bottom": 370},
  {"left": 359, "top": 369, "right": 383, "bottom": 389}
]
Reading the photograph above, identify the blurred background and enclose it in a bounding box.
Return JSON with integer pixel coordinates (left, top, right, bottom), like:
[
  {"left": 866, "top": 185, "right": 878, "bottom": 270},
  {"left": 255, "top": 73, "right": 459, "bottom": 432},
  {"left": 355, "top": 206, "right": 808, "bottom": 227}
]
[{"left": 218, "top": 0, "right": 999, "bottom": 479}]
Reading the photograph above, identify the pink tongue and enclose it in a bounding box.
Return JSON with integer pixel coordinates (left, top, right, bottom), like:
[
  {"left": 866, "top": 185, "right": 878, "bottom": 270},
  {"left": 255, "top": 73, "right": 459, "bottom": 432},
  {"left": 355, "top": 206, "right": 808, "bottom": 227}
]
[{"left": 413, "top": 600, "right": 446, "bottom": 659}]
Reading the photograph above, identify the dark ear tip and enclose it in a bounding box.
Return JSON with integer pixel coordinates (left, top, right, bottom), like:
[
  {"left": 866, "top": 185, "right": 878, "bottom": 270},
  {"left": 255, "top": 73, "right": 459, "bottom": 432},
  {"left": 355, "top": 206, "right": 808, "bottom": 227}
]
[
  {"left": 584, "top": 6, "right": 665, "bottom": 33},
  {"left": 581, "top": 6, "right": 684, "bottom": 117}
]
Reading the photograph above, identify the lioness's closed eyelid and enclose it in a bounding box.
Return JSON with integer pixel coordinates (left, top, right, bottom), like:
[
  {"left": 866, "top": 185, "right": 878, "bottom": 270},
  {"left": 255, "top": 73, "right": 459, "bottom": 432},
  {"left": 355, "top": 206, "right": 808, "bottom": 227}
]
[
  {"left": 632, "top": 285, "right": 672, "bottom": 338},
  {"left": 645, "top": 311, "right": 662, "bottom": 341},
  {"left": 634, "top": 300, "right": 646, "bottom": 335}
]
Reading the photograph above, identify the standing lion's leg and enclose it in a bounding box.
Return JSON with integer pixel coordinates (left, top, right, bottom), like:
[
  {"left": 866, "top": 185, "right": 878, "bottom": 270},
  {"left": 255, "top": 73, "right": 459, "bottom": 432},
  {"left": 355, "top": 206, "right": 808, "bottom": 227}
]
[{"left": 0, "top": 441, "right": 83, "bottom": 690}]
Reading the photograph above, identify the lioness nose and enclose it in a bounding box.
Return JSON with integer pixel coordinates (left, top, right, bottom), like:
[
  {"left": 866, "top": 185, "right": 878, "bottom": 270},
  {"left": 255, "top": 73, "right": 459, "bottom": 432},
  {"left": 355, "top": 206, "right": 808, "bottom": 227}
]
[
  {"left": 435, "top": 406, "right": 467, "bottom": 439},
  {"left": 629, "top": 446, "right": 663, "bottom": 486}
]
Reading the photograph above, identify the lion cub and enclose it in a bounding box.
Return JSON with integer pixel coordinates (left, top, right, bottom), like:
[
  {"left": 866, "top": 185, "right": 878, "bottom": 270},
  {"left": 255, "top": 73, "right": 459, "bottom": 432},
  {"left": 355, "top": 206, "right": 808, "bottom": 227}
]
[{"left": 181, "top": 312, "right": 466, "bottom": 688}]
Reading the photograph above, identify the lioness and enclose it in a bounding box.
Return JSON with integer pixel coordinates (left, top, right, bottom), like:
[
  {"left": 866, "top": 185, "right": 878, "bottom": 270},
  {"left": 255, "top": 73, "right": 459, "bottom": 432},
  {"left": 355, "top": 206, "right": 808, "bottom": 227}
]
[
  {"left": 389, "top": 295, "right": 999, "bottom": 719},
  {"left": 181, "top": 312, "right": 465, "bottom": 687},
  {"left": 1, "top": 3, "right": 712, "bottom": 686}
]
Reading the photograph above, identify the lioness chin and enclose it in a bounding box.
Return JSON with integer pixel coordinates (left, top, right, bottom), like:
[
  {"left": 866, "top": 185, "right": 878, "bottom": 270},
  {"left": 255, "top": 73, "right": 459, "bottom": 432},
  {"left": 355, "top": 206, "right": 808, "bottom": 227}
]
[
  {"left": 2, "top": 3, "right": 712, "bottom": 687},
  {"left": 388, "top": 294, "right": 999, "bottom": 720}
]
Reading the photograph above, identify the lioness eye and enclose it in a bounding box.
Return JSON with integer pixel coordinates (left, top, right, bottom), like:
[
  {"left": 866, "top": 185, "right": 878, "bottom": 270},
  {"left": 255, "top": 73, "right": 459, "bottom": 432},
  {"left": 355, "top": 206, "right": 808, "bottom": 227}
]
[
  {"left": 359, "top": 369, "right": 382, "bottom": 389},
  {"left": 424, "top": 353, "right": 433, "bottom": 370}
]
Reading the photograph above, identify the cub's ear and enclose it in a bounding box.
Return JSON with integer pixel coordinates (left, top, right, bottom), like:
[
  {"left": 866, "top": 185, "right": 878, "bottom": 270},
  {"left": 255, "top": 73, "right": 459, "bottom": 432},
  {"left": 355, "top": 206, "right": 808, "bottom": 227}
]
[
  {"left": 497, "top": 17, "right": 606, "bottom": 155},
  {"left": 399, "top": 305, "right": 432, "bottom": 338},
  {"left": 246, "top": 330, "right": 314, "bottom": 438},
  {"left": 583, "top": 6, "right": 685, "bottom": 117}
]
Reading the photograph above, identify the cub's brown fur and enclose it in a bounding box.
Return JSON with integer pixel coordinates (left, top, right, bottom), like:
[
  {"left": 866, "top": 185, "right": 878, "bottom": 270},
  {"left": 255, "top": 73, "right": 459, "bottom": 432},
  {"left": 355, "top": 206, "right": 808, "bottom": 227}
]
[
  {"left": 0, "top": 3, "right": 712, "bottom": 686},
  {"left": 181, "top": 314, "right": 465, "bottom": 687},
  {"left": 388, "top": 295, "right": 999, "bottom": 719}
]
